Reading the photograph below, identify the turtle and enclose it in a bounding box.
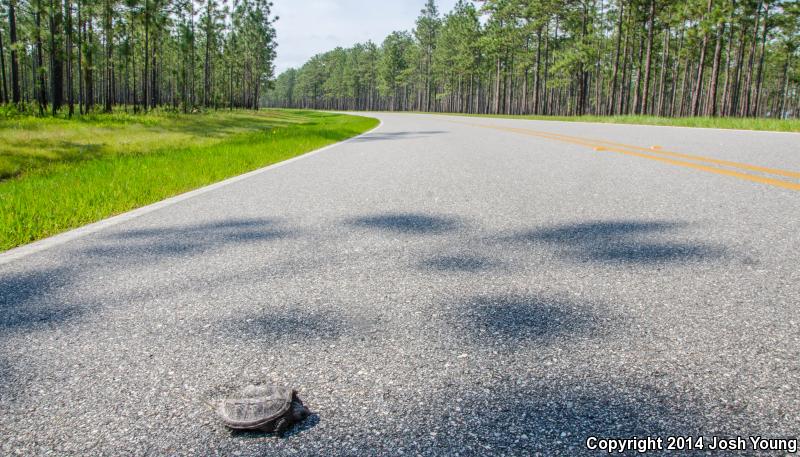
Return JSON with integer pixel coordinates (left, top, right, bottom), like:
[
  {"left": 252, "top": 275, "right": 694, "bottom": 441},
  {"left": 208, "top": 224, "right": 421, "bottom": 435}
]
[{"left": 216, "top": 385, "right": 311, "bottom": 435}]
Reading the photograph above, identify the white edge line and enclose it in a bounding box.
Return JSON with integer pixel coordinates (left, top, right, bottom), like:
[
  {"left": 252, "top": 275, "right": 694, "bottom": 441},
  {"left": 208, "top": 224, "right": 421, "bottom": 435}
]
[{"left": 0, "top": 117, "right": 384, "bottom": 266}]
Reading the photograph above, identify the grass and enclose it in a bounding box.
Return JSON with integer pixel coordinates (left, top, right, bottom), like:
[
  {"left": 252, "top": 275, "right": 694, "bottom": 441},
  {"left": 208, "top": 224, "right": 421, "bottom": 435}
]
[
  {"left": 428, "top": 112, "right": 800, "bottom": 133},
  {"left": 0, "top": 109, "right": 322, "bottom": 179},
  {"left": 0, "top": 109, "right": 378, "bottom": 251}
]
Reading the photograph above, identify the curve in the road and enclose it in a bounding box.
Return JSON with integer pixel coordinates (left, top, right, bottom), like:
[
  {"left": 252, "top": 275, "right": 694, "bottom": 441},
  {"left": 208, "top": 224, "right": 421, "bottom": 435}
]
[{"left": 459, "top": 120, "right": 800, "bottom": 191}]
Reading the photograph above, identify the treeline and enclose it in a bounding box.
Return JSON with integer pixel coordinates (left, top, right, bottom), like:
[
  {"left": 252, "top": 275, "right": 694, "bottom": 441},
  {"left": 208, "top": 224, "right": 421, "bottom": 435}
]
[
  {"left": 0, "top": 0, "right": 277, "bottom": 116},
  {"left": 266, "top": 0, "right": 800, "bottom": 118}
]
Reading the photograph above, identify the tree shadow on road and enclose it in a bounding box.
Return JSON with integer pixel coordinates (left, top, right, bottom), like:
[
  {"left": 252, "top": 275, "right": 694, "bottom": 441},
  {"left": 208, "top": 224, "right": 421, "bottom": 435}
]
[
  {"left": 418, "top": 254, "right": 501, "bottom": 273},
  {"left": 412, "top": 381, "right": 711, "bottom": 456},
  {"left": 330, "top": 370, "right": 720, "bottom": 455},
  {"left": 0, "top": 218, "right": 297, "bottom": 332},
  {"left": 215, "top": 307, "right": 348, "bottom": 343},
  {"left": 0, "top": 267, "right": 86, "bottom": 331},
  {"left": 350, "top": 131, "right": 447, "bottom": 142},
  {"left": 347, "top": 212, "right": 461, "bottom": 235},
  {"left": 446, "top": 294, "right": 610, "bottom": 348},
  {"left": 86, "top": 218, "right": 292, "bottom": 263},
  {"left": 503, "top": 220, "right": 726, "bottom": 265}
]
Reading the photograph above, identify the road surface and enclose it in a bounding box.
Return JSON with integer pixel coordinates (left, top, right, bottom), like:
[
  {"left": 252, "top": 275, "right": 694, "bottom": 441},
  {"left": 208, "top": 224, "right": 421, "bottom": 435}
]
[{"left": 1, "top": 113, "right": 799, "bottom": 456}]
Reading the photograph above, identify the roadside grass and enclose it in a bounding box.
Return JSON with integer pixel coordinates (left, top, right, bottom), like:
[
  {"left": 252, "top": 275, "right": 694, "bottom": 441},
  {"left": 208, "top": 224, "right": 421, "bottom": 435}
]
[
  {"left": 428, "top": 112, "right": 800, "bottom": 133},
  {"left": 0, "top": 110, "right": 378, "bottom": 251},
  {"left": 0, "top": 109, "right": 312, "bottom": 180}
]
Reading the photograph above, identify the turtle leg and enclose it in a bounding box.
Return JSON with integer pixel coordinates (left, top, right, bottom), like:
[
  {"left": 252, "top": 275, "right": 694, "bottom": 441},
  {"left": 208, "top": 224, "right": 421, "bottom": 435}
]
[{"left": 273, "top": 417, "right": 290, "bottom": 436}]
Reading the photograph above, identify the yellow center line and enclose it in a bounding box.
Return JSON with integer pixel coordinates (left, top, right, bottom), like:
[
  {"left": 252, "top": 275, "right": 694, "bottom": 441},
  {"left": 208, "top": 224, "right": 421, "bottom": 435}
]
[
  {"left": 458, "top": 122, "right": 800, "bottom": 192},
  {"left": 518, "top": 128, "right": 800, "bottom": 180}
]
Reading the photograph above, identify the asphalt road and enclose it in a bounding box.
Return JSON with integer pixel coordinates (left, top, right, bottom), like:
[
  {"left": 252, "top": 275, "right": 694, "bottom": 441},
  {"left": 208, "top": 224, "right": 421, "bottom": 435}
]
[{"left": 1, "top": 113, "right": 799, "bottom": 456}]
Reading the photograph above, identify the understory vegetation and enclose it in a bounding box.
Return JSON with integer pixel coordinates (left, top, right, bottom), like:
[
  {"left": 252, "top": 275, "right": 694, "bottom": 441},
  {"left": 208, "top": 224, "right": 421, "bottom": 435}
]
[{"left": 0, "top": 110, "right": 378, "bottom": 251}]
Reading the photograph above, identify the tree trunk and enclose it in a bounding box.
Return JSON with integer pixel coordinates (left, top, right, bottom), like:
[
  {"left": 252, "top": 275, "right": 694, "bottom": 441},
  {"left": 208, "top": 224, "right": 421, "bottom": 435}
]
[
  {"left": 669, "top": 24, "right": 685, "bottom": 116},
  {"left": 729, "top": 21, "right": 747, "bottom": 115},
  {"left": 656, "top": 24, "right": 670, "bottom": 116},
  {"left": 741, "top": 0, "right": 762, "bottom": 116},
  {"left": 35, "top": 0, "right": 48, "bottom": 115},
  {"left": 48, "top": 0, "right": 64, "bottom": 114},
  {"left": 778, "top": 51, "right": 791, "bottom": 117},
  {"left": 543, "top": 19, "right": 551, "bottom": 115},
  {"left": 151, "top": 34, "right": 157, "bottom": 108},
  {"left": 188, "top": 0, "right": 195, "bottom": 108},
  {"left": 618, "top": 10, "right": 632, "bottom": 114},
  {"left": 426, "top": 43, "right": 432, "bottom": 112},
  {"left": 608, "top": 0, "right": 624, "bottom": 114},
  {"left": 690, "top": 0, "right": 712, "bottom": 116},
  {"left": 0, "top": 21, "right": 7, "bottom": 103},
  {"left": 678, "top": 59, "right": 691, "bottom": 116},
  {"left": 77, "top": 0, "right": 83, "bottom": 113},
  {"left": 85, "top": 11, "right": 94, "bottom": 112},
  {"left": 720, "top": 3, "right": 735, "bottom": 116},
  {"left": 578, "top": 2, "right": 588, "bottom": 116},
  {"left": 533, "top": 29, "right": 541, "bottom": 114},
  {"left": 129, "top": 8, "right": 137, "bottom": 113},
  {"left": 493, "top": 57, "right": 500, "bottom": 114},
  {"left": 8, "top": 0, "right": 21, "bottom": 104},
  {"left": 123, "top": 48, "right": 129, "bottom": 110},
  {"left": 104, "top": 0, "right": 112, "bottom": 112},
  {"left": 504, "top": 52, "right": 511, "bottom": 114},
  {"left": 752, "top": 2, "right": 770, "bottom": 116},
  {"left": 640, "top": 0, "right": 656, "bottom": 115},
  {"left": 66, "top": 0, "right": 75, "bottom": 116},
  {"left": 706, "top": 23, "right": 725, "bottom": 116},
  {"left": 143, "top": 0, "right": 149, "bottom": 111},
  {"left": 204, "top": 0, "right": 212, "bottom": 107},
  {"left": 631, "top": 23, "right": 644, "bottom": 115}
]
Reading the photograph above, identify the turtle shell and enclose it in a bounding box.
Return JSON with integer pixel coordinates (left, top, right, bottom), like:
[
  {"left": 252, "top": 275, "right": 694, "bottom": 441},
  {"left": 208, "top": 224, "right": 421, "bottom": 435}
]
[{"left": 218, "top": 385, "right": 295, "bottom": 431}]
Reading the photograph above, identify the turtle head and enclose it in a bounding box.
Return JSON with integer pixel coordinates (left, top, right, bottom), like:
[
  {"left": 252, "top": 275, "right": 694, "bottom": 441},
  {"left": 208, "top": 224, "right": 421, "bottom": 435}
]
[{"left": 290, "top": 397, "right": 311, "bottom": 421}]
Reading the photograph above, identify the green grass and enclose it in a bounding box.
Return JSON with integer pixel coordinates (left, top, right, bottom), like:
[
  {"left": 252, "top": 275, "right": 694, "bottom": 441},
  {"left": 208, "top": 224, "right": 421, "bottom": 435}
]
[
  {"left": 0, "top": 109, "right": 378, "bottom": 251},
  {"left": 428, "top": 112, "right": 800, "bottom": 133},
  {"left": 0, "top": 108, "right": 322, "bottom": 179}
]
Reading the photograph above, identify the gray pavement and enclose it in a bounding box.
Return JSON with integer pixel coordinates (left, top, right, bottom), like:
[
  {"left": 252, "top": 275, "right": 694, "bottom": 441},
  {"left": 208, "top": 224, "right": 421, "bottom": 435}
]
[{"left": 1, "top": 113, "right": 799, "bottom": 456}]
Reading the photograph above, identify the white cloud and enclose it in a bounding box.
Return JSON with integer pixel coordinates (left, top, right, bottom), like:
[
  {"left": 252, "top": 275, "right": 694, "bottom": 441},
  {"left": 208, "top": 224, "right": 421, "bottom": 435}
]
[{"left": 272, "top": 0, "right": 463, "bottom": 73}]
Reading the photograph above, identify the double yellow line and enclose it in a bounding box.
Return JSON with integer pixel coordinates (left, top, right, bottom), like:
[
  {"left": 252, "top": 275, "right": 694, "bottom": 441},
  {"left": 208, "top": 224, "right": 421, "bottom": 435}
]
[{"left": 460, "top": 122, "right": 800, "bottom": 192}]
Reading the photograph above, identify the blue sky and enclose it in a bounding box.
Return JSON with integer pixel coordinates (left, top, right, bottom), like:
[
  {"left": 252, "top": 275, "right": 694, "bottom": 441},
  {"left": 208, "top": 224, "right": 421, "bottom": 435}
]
[{"left": 272, "top": 0, "right": 463, "bottom": 74}]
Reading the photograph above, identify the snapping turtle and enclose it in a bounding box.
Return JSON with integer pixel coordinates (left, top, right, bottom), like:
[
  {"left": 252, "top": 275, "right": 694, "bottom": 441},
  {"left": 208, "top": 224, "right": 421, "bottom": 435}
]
[{"left": 217, "top": 385, "right": 310, "bottom": 435}]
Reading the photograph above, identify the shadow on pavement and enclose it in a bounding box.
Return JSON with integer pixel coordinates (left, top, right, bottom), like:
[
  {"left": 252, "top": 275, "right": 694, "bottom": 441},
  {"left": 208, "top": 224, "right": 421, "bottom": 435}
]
[
  {"left": 0, "top": 267, "right": 85, "bottom": 330},
  {"left": 350, "top": 131, "right": 447, "bottom": 142},
  {"left": 505, "top": 220, "right": 726, "bottom": 264},
  {"left": 0, "top": 219, "right": 295, "bottom": 332},
  {"left": 347, "top": 213, "right": 461, "bottom": 235},
  {"left": 412, "top": 382, "right": 708, "bottom": 455},
  {"left": 87, "top": 218, "right": 291, "bottom": 262},
  {"left": 283, "top": 413, "right": 321, "bottom": 438},
  {"left": 330, "top": 373, "right": 718, "bottom": 455},
  {"left": 109, "top": 219, "right": 282, "bottom": 239},
  {"left": 449, "top": 294, "right": 607, "bottom": 346},
  {"left": 218, "top": 307, "right": 347, "bottom": 343},
  {"left": 418, "top": 254, "right": 500, "bottom": 273}
]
